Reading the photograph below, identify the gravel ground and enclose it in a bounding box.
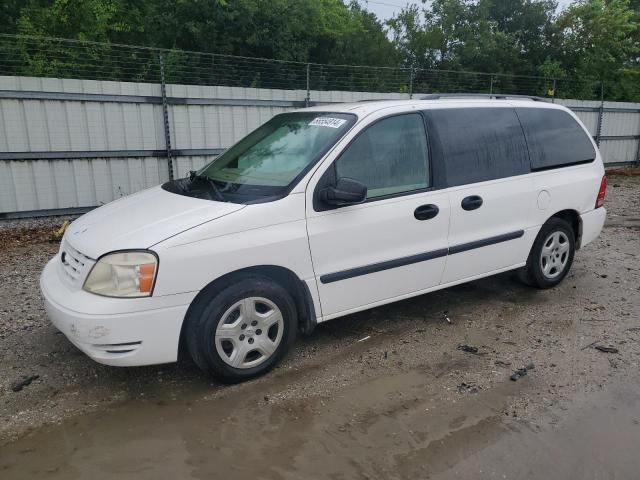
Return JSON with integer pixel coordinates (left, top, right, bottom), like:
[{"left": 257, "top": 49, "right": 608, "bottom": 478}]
[
  {"left": 0, "top": 214, "right": 80, "bottom": 232},
  {"left": 0, "top": 171, "right": 638, "bottom": 477}
]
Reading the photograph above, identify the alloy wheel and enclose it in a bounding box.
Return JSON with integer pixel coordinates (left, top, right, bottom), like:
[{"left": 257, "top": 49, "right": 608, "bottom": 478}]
[
  {"left": 214, "top": 297, "right": 284, "bottom": 369},
  {"left": 539, "top": 231, "right": 570, "bottom": 279}
]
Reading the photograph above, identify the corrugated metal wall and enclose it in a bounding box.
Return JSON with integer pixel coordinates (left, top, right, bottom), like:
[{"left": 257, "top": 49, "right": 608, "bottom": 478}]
[
  {"left": 0, "top": 76, "right": 168, "bottom": 214},
  {"left": 0, "top": 75, "right": 638, "bottom": 217},
  {"left": 558, "top": 99, "right": 640, "bottom": 164}
]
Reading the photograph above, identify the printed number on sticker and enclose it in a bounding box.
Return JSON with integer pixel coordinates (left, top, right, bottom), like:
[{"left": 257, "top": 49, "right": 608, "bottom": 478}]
[{"left": 309, "top": 117, "right": 347, "bottom": 128}]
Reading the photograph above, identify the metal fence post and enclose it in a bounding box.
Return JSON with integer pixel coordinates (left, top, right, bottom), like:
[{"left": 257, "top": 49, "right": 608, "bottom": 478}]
[
  {"left": 489, "top": 75, "right": 494, "bottom": 94},
  {"left": 551, "top": 78, "right": 556, "bottom": 103},
  {"left": 595, "top": 81, "right": 604, "bottom": 147},
  {"left": 409, "top": 63, "right": 415, "bottom": 99},
  {"left": 305, "top": 63, "right": 310, "bottom": 107},
  {"left": 635, "top": 136, "right": 640, "bottom": 165},
  {"left": 158, "top": 53, "right": 174, "bottom": 181}
]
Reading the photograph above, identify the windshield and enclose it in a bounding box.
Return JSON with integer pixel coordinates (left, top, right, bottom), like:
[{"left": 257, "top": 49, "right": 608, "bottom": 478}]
[{"left": 194, "top": 112, "right": 355, "bottom": 201}]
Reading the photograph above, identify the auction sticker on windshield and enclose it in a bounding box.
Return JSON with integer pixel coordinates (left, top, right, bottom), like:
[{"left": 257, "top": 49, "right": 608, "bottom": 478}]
[{"left": 309, "top": 117, "right": 347, "bottom": 128}]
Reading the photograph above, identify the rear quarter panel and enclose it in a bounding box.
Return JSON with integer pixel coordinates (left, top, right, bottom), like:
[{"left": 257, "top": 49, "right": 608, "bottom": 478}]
[
  {"left": 528, "top": 160, "right": 604, "bottom": 226},
  {"left": 521, "top": 104, "right": 605, "bottom": 229}
]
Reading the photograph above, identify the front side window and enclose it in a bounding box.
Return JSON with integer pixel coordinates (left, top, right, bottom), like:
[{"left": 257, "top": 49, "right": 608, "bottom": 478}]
[
  {"left": 334, "top": 114, "right": 430, "bottom": 199},
  {"left": 170, "top": 112, "right": 354, "bottom": 202}
]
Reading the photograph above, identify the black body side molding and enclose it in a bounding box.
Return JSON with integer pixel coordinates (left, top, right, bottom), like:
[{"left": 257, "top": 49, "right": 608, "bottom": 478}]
[
  {"left": 320, "top": 249, "right": 448, "bottom": 284},
  {"left": 448, "top": 230, "right": 524, "bottom": 255},
  {"left": 319, "top": 230, "right": 525, "bottom": 284}
]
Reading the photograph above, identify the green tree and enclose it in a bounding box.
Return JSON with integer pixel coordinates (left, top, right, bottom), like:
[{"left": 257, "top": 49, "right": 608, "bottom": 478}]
[
  {"left": 553, "top": 0, "right": 639, "bottom": 99},
  {"left": 2, "top": 0, "right": 640, "bottom": 100},
  {"left": 388, "top": 0, "right": 472, "bottom": 70},
  {"left": 3, "top": 0, "right": 398, "bottom": 66},
  {"left": 388, "top": 0, "right": 557, "bottom": 75},
  {"left": 556, "top": 0, "right": 637, "bottom": 79},
  {"left": 0, "top": 0, "right": 24, "bottom": 35},
  {"left": 15, "top": 0, "right": 146, "bottom": 43}
]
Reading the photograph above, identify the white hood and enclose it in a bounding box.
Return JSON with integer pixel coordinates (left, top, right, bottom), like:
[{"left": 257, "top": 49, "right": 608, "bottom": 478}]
[{"left": 65, "top": 186, "right": 245, "bottom": 259}]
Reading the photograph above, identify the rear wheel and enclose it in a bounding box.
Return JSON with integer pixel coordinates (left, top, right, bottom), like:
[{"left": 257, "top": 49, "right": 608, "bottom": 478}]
[
  {"left": 518, "top": 217, "right": 575, "bottom": 289},
  {"left": 186, "top": 275, "right": 297, "bottom": 382}
]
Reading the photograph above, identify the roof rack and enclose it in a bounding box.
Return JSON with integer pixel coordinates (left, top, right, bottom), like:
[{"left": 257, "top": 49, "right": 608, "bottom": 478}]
[
  {"left": 420, "top": 93, "right": 550, "bottom": 102},
  {"left": 357, "top": 98, "right": 398, "bottom": 102}
]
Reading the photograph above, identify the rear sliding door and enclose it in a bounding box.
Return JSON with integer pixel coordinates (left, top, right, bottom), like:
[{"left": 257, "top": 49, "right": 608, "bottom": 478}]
[{"left": 425, "top": 106, "right": 535, "bottom": 284}]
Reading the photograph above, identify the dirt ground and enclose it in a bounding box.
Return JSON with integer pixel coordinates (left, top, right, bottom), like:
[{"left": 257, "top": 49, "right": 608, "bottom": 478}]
[{"left": 1, "top": 173, "right": 639, "bottom": 479}]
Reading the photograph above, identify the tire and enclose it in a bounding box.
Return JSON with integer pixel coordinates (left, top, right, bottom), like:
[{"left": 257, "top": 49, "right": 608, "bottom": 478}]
[
  {"left": 518, "top": 217, "right": 576, "bottom": 289},
  {"left": 185, "top": 274, "right": 297, "bottom": 383}
]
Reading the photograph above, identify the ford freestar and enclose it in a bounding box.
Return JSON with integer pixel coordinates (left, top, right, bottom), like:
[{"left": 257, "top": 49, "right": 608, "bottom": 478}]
[{"left": 40, "top": 96, "right": 606, "bottom": 382}]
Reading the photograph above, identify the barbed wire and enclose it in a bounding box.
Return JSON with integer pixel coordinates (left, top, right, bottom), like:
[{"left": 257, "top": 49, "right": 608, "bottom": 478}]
[{"left": 0, "top": 33, "right": 635, "bottom": 101}]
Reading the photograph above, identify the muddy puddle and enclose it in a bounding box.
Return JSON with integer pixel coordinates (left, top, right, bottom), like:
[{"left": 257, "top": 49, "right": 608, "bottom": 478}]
[{"left": 2, "top": 367, "right": 639, "bottom": 480}]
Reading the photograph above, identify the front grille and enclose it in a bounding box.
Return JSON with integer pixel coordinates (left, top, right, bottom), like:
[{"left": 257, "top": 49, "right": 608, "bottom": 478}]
[{"left": 60, "top": 240, "right": 92, "bottom": 286}]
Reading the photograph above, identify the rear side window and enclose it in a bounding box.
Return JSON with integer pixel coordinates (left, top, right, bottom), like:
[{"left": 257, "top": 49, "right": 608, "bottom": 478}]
[
  {"left": 427, "top": 107, "right": 530, "bottom": 187},
  {"left": 335, "top": 113, "right": 430, "bottom": 199},
  {"left": 516, "top": 108, "right": 596, "bottom": 171}
]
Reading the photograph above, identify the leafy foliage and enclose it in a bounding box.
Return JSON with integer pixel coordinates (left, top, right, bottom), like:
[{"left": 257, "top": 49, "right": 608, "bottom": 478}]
[
  {"left": 388, "top": 0, "right": 639, "bottom": 100},
  {"left": 0, "top": 0, "right": 639, "bottom": 100}
]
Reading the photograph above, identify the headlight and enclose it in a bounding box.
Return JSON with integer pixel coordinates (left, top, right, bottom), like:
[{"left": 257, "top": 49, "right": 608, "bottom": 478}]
[{"left": 83, "top": 251, "right": 158, "bottom": 298}]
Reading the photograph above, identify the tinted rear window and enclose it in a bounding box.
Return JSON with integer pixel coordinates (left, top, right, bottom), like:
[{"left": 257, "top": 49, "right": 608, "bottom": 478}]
[
  {"left": 516, "top": 107, "right": 595, "bottom": 171},
  {"left": 427, "top": 107, "right": 530, "bottom": 187}
]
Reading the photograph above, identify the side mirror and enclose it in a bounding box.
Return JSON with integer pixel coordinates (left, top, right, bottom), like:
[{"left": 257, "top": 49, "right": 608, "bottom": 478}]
[{"left": 320, "top": 177, "right": 367, "bottom": 206}]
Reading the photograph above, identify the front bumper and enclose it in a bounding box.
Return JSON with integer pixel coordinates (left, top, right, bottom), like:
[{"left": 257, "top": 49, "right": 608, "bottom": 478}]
[{"left": 40, "top": 257, "right": 193, "bottom": 366}]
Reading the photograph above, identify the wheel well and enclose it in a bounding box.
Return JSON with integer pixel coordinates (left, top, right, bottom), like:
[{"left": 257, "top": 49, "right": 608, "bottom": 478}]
[
  {"left": 550, "top": 209, "right": 582, "bottom": 248},
  {"left": 177, "top": 265, "right": 317, "bottom": 361}
]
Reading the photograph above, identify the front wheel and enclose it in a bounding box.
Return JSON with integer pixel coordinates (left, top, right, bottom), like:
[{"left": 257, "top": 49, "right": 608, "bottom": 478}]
[
  {"left": 186, "top": 275, "right": 297, "bottom": 383},
  {"left": 518, "top": 217, "right": 575, "bottom": 289}
]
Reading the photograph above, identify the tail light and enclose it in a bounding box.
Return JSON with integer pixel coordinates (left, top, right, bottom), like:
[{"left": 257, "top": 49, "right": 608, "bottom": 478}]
[{"left": 595, "top": 175, "right": 606, "bottom": 208}]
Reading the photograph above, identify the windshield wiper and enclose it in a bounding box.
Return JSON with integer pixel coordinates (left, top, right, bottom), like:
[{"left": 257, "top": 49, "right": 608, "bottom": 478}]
[{"left": 189, "top": 170, "right": 227, "bottom": 202}]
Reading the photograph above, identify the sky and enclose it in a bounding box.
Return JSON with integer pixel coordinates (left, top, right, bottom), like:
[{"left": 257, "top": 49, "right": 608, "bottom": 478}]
[{"left": 359, "top": 0, "right": 575, "bottom": 22}]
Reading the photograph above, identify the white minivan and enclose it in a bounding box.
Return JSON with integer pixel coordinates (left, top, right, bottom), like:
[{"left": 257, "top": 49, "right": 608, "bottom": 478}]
[{"left": 40, "top": 96, "right": 607, "bottom": 382}]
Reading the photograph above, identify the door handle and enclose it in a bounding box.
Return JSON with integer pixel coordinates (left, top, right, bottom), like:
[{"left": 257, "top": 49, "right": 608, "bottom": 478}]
[
  {"left": 461, "top": 195, "right": 483, "bottom": 211},
  {"left": 414, "top": 204, "right": 439, "bottom": 220}
]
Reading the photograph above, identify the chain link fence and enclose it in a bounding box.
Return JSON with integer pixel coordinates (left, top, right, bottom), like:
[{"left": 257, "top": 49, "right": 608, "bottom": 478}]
[{"left": 1, "top": 33, "right": 636, "bottom": 102}]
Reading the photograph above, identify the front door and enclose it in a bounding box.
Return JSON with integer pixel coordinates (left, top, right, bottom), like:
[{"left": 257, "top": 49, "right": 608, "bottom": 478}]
[{"left": 306, "top": 113, "right": 450, "bottom": 319}]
